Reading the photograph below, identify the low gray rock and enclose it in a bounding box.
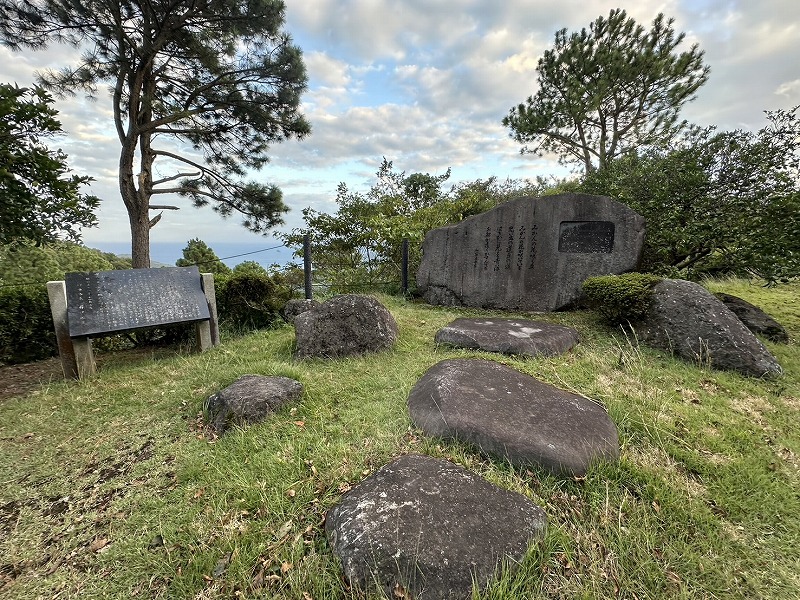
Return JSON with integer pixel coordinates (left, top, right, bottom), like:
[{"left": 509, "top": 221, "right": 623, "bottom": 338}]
[
  {"left": 435, "top": 317, "right": 580, "bottom": 357},
  {"left": 205, "top": 375, "right": 303, "bottom": 434},
  {"left": 294, "top": 294, "right": 398, "bottom": 358},
  {"left": 282, "top": 298, "right": 321, "bottom": 322},
  {"left": 636, "top": 280, "right": 782, "bottom": 378},
  {"left": 408, "top": 359, "right": 619, "bottom": 476},
  {"left": 714, "top": 292, "right": 789, "bottom": 343},
  {"left": 325, "top": 454, "right": 546, "bottom": 600}
]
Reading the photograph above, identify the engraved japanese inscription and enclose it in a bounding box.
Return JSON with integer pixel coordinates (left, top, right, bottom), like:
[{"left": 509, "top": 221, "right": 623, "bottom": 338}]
[
  {"left": 65, "top": 266, "right": 211, "bottom": 337},
  {"left": 417, "top": 193, "right": 645, "bottom": 312}
]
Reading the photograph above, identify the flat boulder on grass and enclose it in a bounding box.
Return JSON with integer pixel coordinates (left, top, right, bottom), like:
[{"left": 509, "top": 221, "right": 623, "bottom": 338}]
[
  {"left": 205, "top": 375, "right": 303, "bottom": 435},
  {"left": 714, "top": 292, "right": 789, "bottom": 343},
  {"left": 408, "top": 359, "right": 619, "bottom": 476},
  {"left": 325, "top": 454, "right": 546, "bottom": 600},
  {"left": 435, "top": 317, "right": 580, "bottom": 357},
  {"left": 635, "top": 280, "right": 782, "bottom": 378},
  {"left": 293, "top": 294, "right": 398, "bottom": 359}
]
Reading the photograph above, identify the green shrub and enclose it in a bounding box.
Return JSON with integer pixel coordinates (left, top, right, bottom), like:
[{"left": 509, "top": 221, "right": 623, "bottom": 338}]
[
  {"left": 0, "top": 285, "right": 57, "bottom": 364},
  {"left": 216, "top": 271, "right": 292, "bottom": 330},
  {"left": 582, "top": 273, "right": 662, "bottom": 325}
]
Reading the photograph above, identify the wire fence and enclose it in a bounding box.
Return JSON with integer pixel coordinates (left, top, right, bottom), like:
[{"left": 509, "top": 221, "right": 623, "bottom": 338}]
[
  {"left": 297, "top": 235, "right": 411, "bottom": 299},
  {"left": 0, "top": 236, "right": 413, "bottom": 298}
]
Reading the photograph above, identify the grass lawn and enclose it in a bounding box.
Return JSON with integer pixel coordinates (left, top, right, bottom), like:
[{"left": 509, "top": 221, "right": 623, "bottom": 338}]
[{"left": 1, "top": 279, "right": 798, "bottom": 599}]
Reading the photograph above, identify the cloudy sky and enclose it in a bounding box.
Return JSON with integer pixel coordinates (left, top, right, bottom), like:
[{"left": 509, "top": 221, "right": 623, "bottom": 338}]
[{"left": 2, "top": 0, "right": 799, "bottom": 265}]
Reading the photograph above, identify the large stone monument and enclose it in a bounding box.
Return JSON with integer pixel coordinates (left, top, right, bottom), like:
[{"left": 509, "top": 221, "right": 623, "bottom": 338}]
[{"left": 416, "top": 193, "right": 645, "bottom": 312}]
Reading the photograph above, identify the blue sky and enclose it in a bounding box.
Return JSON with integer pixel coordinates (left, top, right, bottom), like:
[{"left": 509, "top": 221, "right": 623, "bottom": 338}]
[{"left": 2, "top": 0, "right": 799, "bottom": 266}]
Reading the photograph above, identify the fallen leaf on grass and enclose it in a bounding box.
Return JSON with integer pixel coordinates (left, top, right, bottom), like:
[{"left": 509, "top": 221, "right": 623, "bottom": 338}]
[
  {"left": 281, "top": 561, "right": 293, "bottom": 574},
  {"left": 89, "top": 537, "right": 111, "bottom": 552},
  {"left": 276, "top": 520, "right": 293, "bottom": 539}
]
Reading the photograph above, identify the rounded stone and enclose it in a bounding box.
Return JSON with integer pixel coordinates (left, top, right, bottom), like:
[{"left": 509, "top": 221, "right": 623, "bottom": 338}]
[
  {"left": 636, "top": 280, "right": 782, "bottom": 378},
  {"left": 205, "top": 375, "right": 303, "bottom": 434},
  {"left": 408, "top": 358, "right": 619, "bottom": 476},
  {"left": 325, "top": 454, "right": 546, "bottom": 600},
  {"left": 282, "top": 298, "right": 321, "bottom": 322},
  {"left": 293, "top": 294, "right": 398, "bottom": 358}
]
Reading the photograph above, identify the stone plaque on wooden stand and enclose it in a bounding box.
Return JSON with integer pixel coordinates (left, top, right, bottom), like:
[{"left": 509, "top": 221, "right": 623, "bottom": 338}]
[{"left": 48, "top": 267, "right": 219, "bottom": 380}]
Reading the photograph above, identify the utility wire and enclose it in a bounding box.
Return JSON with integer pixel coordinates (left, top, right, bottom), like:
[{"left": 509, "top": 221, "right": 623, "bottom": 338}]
[
  {"left": 189, "top": 243, "right": 290, "bottom": 267},
  {"left": 0, "top": 243, "right": 293, "bottom": 288}
]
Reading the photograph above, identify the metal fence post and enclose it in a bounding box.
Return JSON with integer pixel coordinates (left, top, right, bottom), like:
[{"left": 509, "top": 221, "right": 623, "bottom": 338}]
[
  {"left": 401, "top": 238, "right": 409, "bottom": 295},
  {"left": 303, "top": 233, "right": 312, "bottom": 300}
]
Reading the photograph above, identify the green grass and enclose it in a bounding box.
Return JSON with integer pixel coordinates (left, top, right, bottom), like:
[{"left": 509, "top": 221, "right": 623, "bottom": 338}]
[{"left": 1, "top": 279, "right": 798, "bottom": 599}]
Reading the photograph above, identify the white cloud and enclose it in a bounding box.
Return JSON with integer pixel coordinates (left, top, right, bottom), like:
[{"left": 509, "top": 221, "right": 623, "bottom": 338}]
[
  {"left": 3, "top": 0, "right": 799, "bottom": 255},
  {"left": 775, "top": 78, "right": 800, "bottom": 100}
]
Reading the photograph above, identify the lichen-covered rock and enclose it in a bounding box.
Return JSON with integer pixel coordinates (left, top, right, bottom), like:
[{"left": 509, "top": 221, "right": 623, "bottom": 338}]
[
  {"left": 325, "top": 454, "right": 546, "bottom": 600},
  {"left": 293, "top": 294, "right": 398, "bottom": 358},
  {"left": 435, "top": 318, "right": 580, "bottom": 357},
  {"left": 408, "top": 358, "right": 619, "bottom": 476},
  {"left": 205, "top": 375, "right": 303, "bottom": 434},
  {"left": 281, "top": 298, "right": 321, "bottom": 322},
  {"left": 636, "top": 280, "right": 782, "bottom": 378}
]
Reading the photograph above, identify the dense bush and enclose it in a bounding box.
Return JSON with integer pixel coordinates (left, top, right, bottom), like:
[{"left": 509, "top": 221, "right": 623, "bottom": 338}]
[
  {"left": 578, "top": 107, "right": 800, "bottom": 283},
  {"left": 0, "top": 285, "right": 57, "bottom": 364},
  {"left": 215, "top": 271, "right": 292, "bottom": 330},
  {"left": 582, "top": 273, "right": 663, "bottom": 325}
]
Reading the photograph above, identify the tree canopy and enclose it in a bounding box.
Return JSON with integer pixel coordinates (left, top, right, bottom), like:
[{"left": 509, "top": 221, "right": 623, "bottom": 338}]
[
  {"left": 176, "top": 238, "right": 231, "bottom": 277},
  {"left": 0, "top": 241, "right": 118, "bottom": 285},
  {"left": 578, "top": 106, "right": 800, "bottom": 283},
  {"left": 503, "top": 9, "right": 709, "bottom": 173},
  {"left": 0, "top": 83, "right": 99, "bottom": 247},
  {"left": 0, "top": 0, "right": 310, "bottom": 268}
]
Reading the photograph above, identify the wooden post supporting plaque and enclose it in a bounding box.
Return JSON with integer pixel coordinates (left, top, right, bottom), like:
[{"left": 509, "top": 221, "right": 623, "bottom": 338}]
[
  {"left": 201, "top": 273, "right": 221, "bottom": 347},
  {"left": 47, "top": 280, "right": 79, "bottom": 380}
]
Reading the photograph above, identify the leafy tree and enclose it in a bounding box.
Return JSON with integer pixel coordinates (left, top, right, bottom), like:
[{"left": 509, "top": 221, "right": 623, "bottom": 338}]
[
  {"left": 579, "top": 107, "right": 800, "bottom": 282},
  {"left": 0, "top": 83, "right": 99, "bottom": 247},
  {"left": 176, "top": 238, "right": 231, "bottom": 277},
  {"left": 0, "top": 241, "right": 114, "bottom": 285},
  {"left": 503, "top": 9, "right": 709, "bottom": 173},
  {"left": 0, "top": 0, "right": 310, "bottom": 268},
  {"left": 231, "top": 260, "right": 268, "bottom": 277}
]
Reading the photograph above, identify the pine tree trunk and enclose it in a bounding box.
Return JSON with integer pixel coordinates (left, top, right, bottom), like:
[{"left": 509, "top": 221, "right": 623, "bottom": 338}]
[
  {"left": 120, "top": 138, "right": 151, "bottom": 269},
  {"left": 129, "top": 207, "right": 151, "bottom": 269}
]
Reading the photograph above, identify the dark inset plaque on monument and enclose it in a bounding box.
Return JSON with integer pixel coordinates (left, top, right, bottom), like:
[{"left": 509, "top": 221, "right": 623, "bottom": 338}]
[
  {"left": 558, "top": 221, "right": 615, "bottom": 253},
  {"left": 65, "top": 266, "right": 211, "bottom": 337}
]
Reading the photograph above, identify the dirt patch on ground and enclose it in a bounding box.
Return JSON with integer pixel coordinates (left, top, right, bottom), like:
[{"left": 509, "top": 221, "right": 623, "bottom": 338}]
[{"left": 0, "top": 358, "right": 65, "bottom": 402}]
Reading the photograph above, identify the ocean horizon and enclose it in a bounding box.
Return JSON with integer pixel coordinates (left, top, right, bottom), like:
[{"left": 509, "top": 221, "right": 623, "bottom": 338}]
[{"left": 88, "top": 241, "right": 299, "bottom": 269}]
